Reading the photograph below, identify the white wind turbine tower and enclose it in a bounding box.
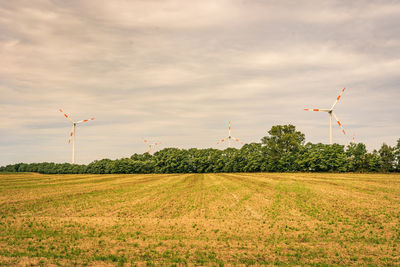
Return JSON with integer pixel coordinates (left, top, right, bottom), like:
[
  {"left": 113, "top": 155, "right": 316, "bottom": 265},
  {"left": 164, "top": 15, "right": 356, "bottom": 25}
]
[
  {"left": 142, "top": 138, "right": 161, "bottom": 154},
  {"left": 351, "top": 133, "right": 356, "bottom": 144},
  {"left": 59, "top": 109, "right": 95, "bottom": 164},
  {"left": 304, "top": 88, "right": 347, "bottom": 145},
  {"left": 217, "top": 121, "right": 243, "bottom": 148}
]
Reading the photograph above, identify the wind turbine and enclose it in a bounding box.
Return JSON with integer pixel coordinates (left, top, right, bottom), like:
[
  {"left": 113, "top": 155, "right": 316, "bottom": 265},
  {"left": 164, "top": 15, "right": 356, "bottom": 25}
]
[
  {"left": 217, "top": 121, "right": 243, "bottom": 148},
  {"left": 142, "top": 138, "right": 161, "bottom": 154},
  {"left": 304, "top": 88, "right": 346, "bottom": 145},
  {"left": 351, "top": 133, "right": 356, "bottom": 144},
  {"left": 59, "top": 109, "right": 95, "bottom": 164}
]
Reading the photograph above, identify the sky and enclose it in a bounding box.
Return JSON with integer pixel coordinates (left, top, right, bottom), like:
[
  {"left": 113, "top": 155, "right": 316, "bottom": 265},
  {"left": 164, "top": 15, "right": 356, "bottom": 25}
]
[{"left": 1, "top": 0, "right": 399, "bottom": 165}]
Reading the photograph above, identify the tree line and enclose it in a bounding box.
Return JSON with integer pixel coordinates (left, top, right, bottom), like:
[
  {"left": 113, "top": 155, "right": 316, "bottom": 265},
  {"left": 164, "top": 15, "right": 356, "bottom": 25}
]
[{"left": 1, "top": 125, "right": 400, "bottom": 174}]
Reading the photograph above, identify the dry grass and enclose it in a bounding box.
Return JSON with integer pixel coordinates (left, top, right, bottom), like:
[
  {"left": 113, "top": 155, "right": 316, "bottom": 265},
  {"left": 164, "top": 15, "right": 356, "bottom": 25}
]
[{"left": 0, "top": 172, "right": 399, "bottom": 266}]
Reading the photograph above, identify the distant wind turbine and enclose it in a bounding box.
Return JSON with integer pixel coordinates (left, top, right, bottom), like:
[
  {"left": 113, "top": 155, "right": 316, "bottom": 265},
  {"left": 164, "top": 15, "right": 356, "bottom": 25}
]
[
  {"left": 304, "top": 88, "right": 347, "bottom": 145},
  {"left": 351, "top": 133, "right": 356, "bottom": 144},
  {"left": 217, "top": 121, "right": 243, "bottom": 148},
  {"left": 59, "top": 109, "right": 95, "bottom": 164},
  {"left": 142, "top": 138, "right": 161, "bottom": 154}
]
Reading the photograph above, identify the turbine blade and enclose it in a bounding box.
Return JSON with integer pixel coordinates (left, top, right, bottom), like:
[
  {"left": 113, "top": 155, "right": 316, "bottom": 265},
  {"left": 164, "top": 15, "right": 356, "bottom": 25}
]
[
  {"left": 304, "top": 108, "right": 330, "bottom": 112},
  {"left": 68, "top": 126, "right": 74, "bottom": 144},
  {"left": 76, "top": 117, "right": 95, "bottom": 124},
  {"left": 332, "top": 112, "right": 346, "bottom": 135},
  {"left": 331, "top": 87, "right": 346, "bottom": 110},
  {"left": 232, "top": 137, "right": 244, "bottom": 144},
  {"left": 59, "top": 108, "right": 73, "bottom": 123},
  {"left": 217, "top": 138, "right": 226, "bottom": 144}
]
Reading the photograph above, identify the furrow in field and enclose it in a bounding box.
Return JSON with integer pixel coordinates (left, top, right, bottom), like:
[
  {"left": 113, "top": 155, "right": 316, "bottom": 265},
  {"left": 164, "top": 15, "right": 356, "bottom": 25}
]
[
  {"left": 0, "top": 174, "right": 182, "bottom": 217},
  {"left": 1, "top": 173, "right": 399, "bottom": 266}
]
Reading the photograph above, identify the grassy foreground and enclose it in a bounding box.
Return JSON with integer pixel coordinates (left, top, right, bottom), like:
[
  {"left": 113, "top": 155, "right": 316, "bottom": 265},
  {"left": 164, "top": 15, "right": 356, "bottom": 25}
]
[{"left": 0, "top": 173, "right": 399, "bottom": 266}]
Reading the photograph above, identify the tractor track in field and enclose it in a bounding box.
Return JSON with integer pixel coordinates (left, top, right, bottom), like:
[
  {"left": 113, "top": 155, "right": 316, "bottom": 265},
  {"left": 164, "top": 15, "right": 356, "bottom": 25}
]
[
  {"left": 1, "top": 172, "right": 400, "bottom": 266},
  {"left": 217, "top": 175, "right": 262, "bottom": 220}
]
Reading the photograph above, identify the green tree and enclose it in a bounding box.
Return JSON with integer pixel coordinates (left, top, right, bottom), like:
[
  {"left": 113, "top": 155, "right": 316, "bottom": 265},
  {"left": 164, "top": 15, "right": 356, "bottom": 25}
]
[
  {"left": 379, "top": 143, "right": 395, "bottom": 172},
  {"left": 394, "top": 138, "right": 400, "bottom": 172},
  {"left": 221, "top": 148, "right": 242, "bottom": 172},
  {"left": 153, "top": 148, "right": 190, "bottom": 173},
  {"left": 240, "top": 143, "right": 263, "bottom": 172},
  {"left": 261, "top": 124, "right": 305, "bottom": 171},
  {"left": 130, "top": 153, "right": 152, "bottom": 161},
  {"left": 87, "top": 159, "right": 112, "bottom": 174},
  {"left": 297, "top": 143, "right": 347, "bottom": 172},
  {"left": 364, "top": 150, "right": 381, "bottom": 172},
  {"left": 346, "top": 142, "right": 368, "bottom": 172}
]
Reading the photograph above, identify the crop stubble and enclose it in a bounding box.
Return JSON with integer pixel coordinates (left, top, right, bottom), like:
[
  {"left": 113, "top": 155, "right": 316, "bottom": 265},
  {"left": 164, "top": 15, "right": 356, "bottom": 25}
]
[{"left": 0, "top": 172, "right": 399, "bottom": 266}]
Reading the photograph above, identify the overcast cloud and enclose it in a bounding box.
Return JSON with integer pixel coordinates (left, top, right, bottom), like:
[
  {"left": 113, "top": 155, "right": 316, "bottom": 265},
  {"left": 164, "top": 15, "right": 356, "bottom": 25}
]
[{"left": 1, "top": 0, "right": 399, "bottom": 165}]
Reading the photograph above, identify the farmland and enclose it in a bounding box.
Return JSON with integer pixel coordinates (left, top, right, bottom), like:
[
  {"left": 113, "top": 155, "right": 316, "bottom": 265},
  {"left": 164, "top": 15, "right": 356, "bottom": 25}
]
[{"left": 0, "top": 172, "right": 399, "bottom": 266}]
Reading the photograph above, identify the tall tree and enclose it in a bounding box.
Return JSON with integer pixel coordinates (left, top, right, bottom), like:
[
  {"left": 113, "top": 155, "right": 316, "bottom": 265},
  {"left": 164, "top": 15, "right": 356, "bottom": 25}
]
[
  {"left": 261, "top": 125, "right": 305, "bottom": 171},
  {"left": 365, "top": 150, "right": 382, "bottom": 172},
  {"left": 379, "top": 143, "right": 395, "bottom": 172},
  {"left": 346, "top": 142, "right": 368, "bottom": 172},
  {"left": 394, "top": 138, "right": 400, "bottom": 172},
  {"left": 240, "top": 143, "right": 263, "bottom": 172},
  {"left": 297, "top": 143, "right": 347, "bottom": 172}
]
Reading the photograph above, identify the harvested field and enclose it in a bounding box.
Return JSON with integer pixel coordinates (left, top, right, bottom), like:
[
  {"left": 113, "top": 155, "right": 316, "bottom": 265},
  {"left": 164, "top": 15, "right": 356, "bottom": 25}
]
[{"left": 0, "top": 172, "right": 399, "bottom": 266}]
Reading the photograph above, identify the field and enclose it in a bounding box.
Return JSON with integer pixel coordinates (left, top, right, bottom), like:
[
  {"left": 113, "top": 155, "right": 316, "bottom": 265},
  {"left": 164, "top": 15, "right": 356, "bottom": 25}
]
[{"left": 0, "top": 172, "right": 400, "bottom": 266}]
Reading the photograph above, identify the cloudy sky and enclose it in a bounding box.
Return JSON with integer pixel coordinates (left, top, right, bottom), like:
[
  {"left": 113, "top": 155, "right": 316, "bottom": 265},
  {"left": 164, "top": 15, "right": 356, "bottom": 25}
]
[{"left": 1, "top": 0, "right": 399, "bottom": 165}]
